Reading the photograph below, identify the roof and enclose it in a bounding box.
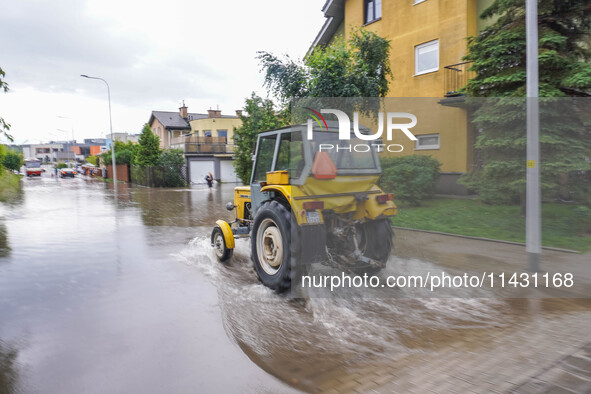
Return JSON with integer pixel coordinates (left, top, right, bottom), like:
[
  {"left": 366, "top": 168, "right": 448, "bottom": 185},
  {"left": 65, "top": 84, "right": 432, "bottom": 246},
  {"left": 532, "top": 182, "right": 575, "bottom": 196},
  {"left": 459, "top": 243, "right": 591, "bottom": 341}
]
[
  {"left": 307, "top": 0, "right": 345, "bottom": 57},
  {"left": 149, "top": 110, "right": 240, "bottom": 130},
  {"left": 149, "top": 111, "right": 208, "bottom": 130}
]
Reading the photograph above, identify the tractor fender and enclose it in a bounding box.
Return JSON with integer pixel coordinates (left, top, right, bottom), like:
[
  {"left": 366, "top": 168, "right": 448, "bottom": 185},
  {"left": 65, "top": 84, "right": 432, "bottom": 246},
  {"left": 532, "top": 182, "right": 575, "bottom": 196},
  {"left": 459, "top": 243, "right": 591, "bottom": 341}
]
[
  {"left": 260, "top": 185, "right": 292, "bottom": 204},
  {"left": 260, "top": 185, "right": 296, "bottom": 212},
  {"left": 214, "top": 220, "right": 235, "bottom": 249}
]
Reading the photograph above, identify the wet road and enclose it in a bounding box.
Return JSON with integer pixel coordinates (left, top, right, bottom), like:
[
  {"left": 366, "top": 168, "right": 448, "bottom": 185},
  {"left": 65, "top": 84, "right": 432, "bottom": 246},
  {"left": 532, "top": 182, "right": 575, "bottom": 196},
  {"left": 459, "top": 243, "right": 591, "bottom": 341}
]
[
  {"left": 0, "top": 175, "right": 297, "bottom": 393},
  {"left": 1, "top": 173, "right": 590, "bottom": 393}
]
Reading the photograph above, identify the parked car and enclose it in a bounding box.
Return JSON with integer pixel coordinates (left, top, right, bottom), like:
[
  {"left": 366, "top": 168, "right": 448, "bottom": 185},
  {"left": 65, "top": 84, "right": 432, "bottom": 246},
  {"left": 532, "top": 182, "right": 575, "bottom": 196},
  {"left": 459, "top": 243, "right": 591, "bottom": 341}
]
[{"left": 60, "top": 168, "right": 76, "bottom": 178}]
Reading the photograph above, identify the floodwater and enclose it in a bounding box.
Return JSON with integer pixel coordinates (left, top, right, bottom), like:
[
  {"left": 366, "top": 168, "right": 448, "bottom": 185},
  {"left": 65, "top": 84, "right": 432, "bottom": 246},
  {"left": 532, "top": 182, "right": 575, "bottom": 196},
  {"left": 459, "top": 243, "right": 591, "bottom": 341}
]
[{"left": 1, "top": 173, "right": 589, "bottom": 393}]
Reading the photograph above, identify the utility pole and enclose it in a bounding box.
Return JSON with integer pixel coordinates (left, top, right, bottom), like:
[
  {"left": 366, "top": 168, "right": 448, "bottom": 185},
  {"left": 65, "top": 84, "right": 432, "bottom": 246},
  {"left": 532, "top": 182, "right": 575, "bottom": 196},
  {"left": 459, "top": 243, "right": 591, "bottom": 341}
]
[{"left": 526, "top": 0, "right": 541, "bottom": 272}]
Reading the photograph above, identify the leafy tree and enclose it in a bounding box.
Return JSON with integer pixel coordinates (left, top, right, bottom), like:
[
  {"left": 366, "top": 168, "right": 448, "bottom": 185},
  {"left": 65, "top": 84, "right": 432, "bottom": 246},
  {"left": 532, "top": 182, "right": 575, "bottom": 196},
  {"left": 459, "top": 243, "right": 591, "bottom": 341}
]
[
  {"left": 233, "top": 93, "right": 286, "bottom": 184},
  {"left": 2, "top": 149, "right": 23, "bottom": 172},
  {"left": 134, "top": 124, "right": 161, "bottom": 167},
  {"left": 159, "top": 148, "right": 185, "bottom": 167},
  {"left": 159, "top": 149, "right": 186, "bottom": 187},
  {"left": 0, "top": 67, "right": 13, "bottom": 142},
  {"left": 233, "top": 29, "right": 392, "bottom": 185},
  {"left": 460, "top": 0, "right": 591, "bottom": 205},
  {"left": 103, "top": 140, "right": 137, "bottom": 165},
  {"left": 258, "top": 28, "right": 392, "bottom": 113}
]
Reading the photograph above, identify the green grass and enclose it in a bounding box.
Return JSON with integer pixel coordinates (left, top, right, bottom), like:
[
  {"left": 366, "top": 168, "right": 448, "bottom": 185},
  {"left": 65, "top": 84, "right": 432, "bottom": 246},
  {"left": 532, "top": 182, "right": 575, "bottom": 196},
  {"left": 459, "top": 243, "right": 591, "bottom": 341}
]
[
  {"left": 0, "top": 170, "right": 22, "bottom": 203},
  {"left": 392, "top": 198, "right": 591, "bottom": 252}
]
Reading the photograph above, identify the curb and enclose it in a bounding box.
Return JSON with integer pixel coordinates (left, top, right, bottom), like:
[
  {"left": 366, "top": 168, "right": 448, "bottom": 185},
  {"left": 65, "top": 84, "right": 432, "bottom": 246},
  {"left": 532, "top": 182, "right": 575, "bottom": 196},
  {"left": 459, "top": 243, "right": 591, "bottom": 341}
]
[{"left": 391, "top": 226, "right": 580, "bottom": 254}]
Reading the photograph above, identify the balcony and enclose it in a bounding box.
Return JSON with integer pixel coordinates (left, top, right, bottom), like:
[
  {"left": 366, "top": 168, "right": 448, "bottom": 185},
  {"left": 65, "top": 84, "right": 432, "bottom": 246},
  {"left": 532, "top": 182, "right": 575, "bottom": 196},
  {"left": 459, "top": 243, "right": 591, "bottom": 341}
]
[
  {"left": 443, "top": 62, "right": 475, "bottom": 97},
  {"left": 170, "top": 136, "right": 234, "bottom": 155}
]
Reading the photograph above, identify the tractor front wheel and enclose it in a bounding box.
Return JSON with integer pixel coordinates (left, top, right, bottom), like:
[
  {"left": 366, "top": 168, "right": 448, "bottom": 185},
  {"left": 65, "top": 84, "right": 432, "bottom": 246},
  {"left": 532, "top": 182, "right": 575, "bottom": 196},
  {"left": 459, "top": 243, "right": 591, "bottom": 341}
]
[
  {"left": 251, "top": 200, "right": 295, "bottom": 292},
  {"left": 211, "top": 226, "right": 233, "bottom": 262}
]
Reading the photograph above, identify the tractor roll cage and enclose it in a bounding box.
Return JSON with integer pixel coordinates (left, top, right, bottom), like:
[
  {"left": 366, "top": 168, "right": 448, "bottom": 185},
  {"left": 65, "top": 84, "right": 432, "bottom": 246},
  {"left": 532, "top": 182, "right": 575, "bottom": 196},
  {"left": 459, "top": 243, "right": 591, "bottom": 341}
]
[{"left": 250, "top": 124, "right": 382, "bottom": 186}]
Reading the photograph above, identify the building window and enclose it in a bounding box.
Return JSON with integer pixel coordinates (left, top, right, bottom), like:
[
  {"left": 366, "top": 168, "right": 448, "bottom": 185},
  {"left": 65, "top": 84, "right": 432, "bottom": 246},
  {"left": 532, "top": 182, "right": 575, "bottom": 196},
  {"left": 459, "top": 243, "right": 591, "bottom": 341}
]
[
  {"left": 415, "top": 39, "right": 439, "bottom": 75},
  {"left": 204, "top": 130, "right": 212, "bottom": 137},
  {"left": 415, "top": 134, "right": 440, "bottom": 150},
  {"left": 217, "top": 130, "right": 227, "bottom": 139},
  {"left": 364, "top": 0, "right": 381, "bottom": 24}
]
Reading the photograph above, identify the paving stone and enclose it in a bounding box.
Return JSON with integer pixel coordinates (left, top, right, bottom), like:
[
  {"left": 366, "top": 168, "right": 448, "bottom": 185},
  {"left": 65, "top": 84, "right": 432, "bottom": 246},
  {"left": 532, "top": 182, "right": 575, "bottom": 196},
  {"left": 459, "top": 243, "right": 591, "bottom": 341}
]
[
  {"left": 513, "top": 379, "right": 551, "bottom": 394},
  {"left": 542, "top": 371, "right": 591, "bottom": 392},
  {"left": 562, "top": 355, "right": 591, "bottom": 374},
  {"left": 543, "top": 386, "right": 576, "bottom": 394}
]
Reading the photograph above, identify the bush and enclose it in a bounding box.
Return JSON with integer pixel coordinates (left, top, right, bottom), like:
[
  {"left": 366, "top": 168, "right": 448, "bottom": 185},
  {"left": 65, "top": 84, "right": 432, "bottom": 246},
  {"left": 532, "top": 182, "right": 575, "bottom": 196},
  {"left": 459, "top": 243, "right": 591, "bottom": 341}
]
[
  {"left": 57, "top": 163, "right": 67, "bottom": 169},
  {"left": 565, "top": 170, "right": 591, "bottom": 207},
  {"left": 159, "top": 149, "right": 186, "bottom": 187},
  {"left": 573, "top": 206, "right": 591, "bottom": 235},
  {"left": 379, "top": 155, "right": 441, "bottom": 206},
  {"left": 130, "top": 165, "right": 186, "bottom": 187},
  {"left": 2, "top": 150, "right": 23, "bottom": 172},
  {"left": 86, "top": 155, "right": 98, "bottom": 166}
]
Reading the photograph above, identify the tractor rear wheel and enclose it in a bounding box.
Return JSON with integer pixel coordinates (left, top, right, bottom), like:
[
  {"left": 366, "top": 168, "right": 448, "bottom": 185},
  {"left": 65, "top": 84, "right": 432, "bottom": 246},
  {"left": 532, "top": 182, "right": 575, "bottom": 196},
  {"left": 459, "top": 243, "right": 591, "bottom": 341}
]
[
  {"left": 352, "top": 219, "right": 393, "bottom": 275},
  {"left": 251, "top": 200, "right": 297, "bottom": 292}
]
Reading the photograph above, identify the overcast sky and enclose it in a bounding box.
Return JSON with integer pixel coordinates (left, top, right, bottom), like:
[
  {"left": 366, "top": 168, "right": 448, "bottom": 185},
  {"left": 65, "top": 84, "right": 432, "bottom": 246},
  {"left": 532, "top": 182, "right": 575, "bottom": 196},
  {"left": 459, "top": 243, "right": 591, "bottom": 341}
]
[{"left": 0, "top": 0, "right": 326, "bottom": 144}]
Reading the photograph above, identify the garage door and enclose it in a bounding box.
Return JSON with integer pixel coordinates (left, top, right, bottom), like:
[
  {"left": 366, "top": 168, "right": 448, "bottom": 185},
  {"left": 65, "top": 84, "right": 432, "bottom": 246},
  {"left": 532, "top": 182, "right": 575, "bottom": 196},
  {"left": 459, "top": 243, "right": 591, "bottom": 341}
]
[
  {"left": 190, "top": 160, "right": 215, "bottom": 184},
  {"left": 220, "top": 160, "right": 239, "bottom": 183}
]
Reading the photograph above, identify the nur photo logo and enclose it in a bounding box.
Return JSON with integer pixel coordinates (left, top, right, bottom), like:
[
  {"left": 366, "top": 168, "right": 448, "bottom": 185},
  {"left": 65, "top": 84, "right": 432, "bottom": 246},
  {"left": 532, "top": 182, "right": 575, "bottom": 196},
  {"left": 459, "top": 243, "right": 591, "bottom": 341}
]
[{"left": 305, "top": 108, "right": 418, "bottom": 153}]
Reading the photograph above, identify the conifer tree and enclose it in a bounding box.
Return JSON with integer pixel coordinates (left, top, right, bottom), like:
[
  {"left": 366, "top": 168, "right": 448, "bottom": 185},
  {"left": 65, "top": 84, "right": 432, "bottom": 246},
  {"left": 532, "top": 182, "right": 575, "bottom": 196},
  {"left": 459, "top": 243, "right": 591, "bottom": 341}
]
[{"left": 461, "top": 0, "right": 591, "bottom": 205}]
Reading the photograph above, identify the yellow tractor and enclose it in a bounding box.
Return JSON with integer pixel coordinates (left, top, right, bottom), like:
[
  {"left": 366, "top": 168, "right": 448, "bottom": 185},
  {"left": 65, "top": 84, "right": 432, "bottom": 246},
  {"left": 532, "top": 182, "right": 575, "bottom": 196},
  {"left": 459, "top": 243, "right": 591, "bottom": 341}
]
[{"left": 211, "top": 124, "right": 397, "bottom": 292}]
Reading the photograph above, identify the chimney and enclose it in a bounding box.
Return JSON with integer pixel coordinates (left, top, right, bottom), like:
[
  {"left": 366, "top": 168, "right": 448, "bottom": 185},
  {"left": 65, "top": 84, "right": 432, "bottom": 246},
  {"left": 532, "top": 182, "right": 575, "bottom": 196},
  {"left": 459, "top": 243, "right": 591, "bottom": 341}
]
[
  {"left": 179, "top": 100, "right": 188, "bottom": 119},
  {"left": 235, "top": 110, "right": 243, "bottom": 117},
  {"left": 207, "top": 108, "right": 222, "bottom": 118}
]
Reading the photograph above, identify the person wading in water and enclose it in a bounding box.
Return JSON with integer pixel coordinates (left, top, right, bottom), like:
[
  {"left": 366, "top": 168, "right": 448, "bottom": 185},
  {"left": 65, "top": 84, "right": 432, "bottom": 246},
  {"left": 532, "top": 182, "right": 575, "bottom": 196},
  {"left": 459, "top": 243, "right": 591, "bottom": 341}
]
[{"left": 205, "top": 172, "right": 214, "bottom": 188}]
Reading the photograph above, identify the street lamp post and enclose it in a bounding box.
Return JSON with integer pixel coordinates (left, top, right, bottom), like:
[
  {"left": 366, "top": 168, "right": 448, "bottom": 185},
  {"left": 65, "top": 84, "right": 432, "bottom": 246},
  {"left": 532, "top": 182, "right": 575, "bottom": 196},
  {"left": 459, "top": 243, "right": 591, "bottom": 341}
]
[
  {"left": 81, "top": 74, "right": 117, "bottom": 192},
  {"left": 57, "top": 116, "right": 75, "bottom": 166},
  {"left": 526, "top": 0, "right": 541, "bottom": 272},
  {"left": 57, "top": 128, "right": 75, "bottom": 167},
  {"left": 57, "top": 116, "right": 75, "bottom": 141}
]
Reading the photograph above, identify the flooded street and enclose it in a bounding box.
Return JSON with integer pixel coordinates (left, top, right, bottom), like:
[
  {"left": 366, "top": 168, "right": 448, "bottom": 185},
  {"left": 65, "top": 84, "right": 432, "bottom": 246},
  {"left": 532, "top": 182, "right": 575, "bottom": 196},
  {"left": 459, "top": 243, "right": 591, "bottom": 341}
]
[
  {"left": 1, "top": 174, "right": 591, "bottom": 393},
  {"left": 0, "top": 175, "right": 296, "bottom": 393}
]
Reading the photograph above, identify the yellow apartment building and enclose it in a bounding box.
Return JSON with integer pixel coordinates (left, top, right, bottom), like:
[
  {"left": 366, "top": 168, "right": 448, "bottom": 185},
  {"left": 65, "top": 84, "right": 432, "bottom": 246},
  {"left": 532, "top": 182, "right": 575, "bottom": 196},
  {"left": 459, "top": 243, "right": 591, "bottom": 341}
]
[{"left": 310, "top": 0, "right": 494, "bottom": 194}]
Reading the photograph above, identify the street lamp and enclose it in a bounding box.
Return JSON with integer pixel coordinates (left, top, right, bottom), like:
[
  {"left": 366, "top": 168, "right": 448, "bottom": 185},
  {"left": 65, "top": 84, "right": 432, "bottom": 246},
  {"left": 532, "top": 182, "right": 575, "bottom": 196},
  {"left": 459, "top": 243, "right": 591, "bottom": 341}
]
[
  {"left": 57, "top": 128, "right": 75, "bottom": 167},
  {"left": 58, "top": 116, "right": 75, "bottom": 165},
  {"left": 81, "top": 74, "right": 117, "bottom": 192},
  {"left": 57, "top": 116, "right": 75, "bottom": 142}
]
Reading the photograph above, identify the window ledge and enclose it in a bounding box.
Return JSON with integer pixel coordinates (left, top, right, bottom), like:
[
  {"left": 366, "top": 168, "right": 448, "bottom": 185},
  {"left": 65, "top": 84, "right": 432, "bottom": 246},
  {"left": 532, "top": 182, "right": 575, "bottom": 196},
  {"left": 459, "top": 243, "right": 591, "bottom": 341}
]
[
  {"left": 363, "top": 17, "right": 382, "bottom": 27},
  {"left": 413, "top": 69, "right": 439, "bottom": 77},
  {"left": 414, "top": 147, "right": 440, "bottom": 151}
]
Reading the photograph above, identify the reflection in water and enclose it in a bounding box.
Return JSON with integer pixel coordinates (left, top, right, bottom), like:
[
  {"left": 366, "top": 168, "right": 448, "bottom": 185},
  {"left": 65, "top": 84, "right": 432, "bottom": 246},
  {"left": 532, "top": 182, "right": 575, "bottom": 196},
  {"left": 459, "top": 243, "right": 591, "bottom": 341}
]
[
  {"left": 0, "top": 340, "right": 19, "bottom": 393},
  {"left": 0, "top": 221, "right": 9, "bottom": 258},
  {"left": 131, "top": 185, "right": 229, "bottom": 228},
  {"left": 0, "top": 183, "right": 25, "bottom": 208},
  {"left": 1, "top": 178, "right": 294, "bottom": 393}
]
